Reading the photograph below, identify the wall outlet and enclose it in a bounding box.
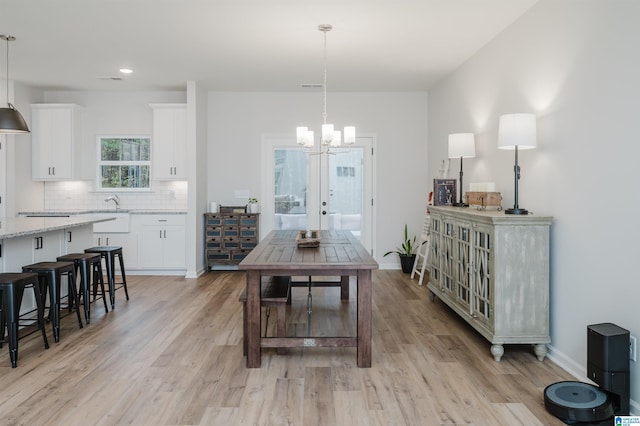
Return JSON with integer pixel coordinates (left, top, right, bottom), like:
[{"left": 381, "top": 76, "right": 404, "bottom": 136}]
[{"left": 631, "top": 336, "right": 637, "bottom": 362}]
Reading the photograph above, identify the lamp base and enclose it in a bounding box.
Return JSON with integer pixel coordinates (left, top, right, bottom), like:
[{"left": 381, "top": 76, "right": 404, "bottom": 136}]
[
  {"left": 505, "top": 207, "right": 529, "bottom": 215},
  {"left": 452, "top": 202, "right": 468, "bottom": 208}
]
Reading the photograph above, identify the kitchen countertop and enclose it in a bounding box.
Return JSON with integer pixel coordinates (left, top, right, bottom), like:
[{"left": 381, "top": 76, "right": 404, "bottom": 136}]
[
  {"left": 19, "top": 209, "right": 187, "bottom": 216},
  {"left": 0, "top": 215, "right": 116, "bottom": 239}
]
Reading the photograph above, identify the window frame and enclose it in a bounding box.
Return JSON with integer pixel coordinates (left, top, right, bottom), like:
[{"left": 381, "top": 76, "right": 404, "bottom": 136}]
[{"left": 96, "top": 135, "right": 152, "bottom": 192}]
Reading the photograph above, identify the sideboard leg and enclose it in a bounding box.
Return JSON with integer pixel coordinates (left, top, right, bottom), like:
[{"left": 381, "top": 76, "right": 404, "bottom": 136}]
[
  {"left": 491, "top": 344, "right": 504, "bottom": 362},
  {"left": 534, "top": 344, "right": 547, "bottom": 361}
]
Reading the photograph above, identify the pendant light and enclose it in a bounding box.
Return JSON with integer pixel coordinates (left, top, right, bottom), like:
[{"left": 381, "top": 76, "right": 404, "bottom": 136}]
[
  {"left": 296, "top": 24, "right": 355, "bottom": 151},
  {"left": 0, "top": 35, "right": 30, "bottom": 134}
]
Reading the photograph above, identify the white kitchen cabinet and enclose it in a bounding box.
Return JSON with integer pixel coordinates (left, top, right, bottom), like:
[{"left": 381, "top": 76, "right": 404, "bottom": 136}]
[
  {"left": 1, "top": 234, "right": 36, "bottom": 272},
  {"left": 93, "top": 232, "right": 139, "bottom": 271},
  {"left": 1, "top": 230, "right": 64, "bottom": 314},
  {"left": 64, "top": 225, "right": 94, "bottom": 254},
  {"left": 31, "top": 104, "right": 85, "bottom": 180},
  {"left": 150, "top": 103, "right": 187, "bottom": 180},
  {"left": 135, "top": 214, "right": 186, "bottom": 269},
  {"left": 427, "top": 206, "right": 552, "bottom": 362}
]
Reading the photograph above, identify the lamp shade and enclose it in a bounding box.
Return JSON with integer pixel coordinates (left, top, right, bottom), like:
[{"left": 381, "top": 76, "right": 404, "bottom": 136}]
[
  {"left": 0, "top": 104, "right": 30, "bottom": 133},
  {"left": 448, "top": 133, "right": 476, "bottom": 158},
  {"left": 498, "top": 113, "right": 536, "bottom": 150}
]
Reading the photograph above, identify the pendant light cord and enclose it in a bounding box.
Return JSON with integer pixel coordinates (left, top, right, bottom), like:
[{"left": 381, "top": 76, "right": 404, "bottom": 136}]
[
  {"left": 4, "top": 36, "right": 9, "bottom": 105},
  {"left": 2, "top": 35, "right": 15, "bottom": 106}
]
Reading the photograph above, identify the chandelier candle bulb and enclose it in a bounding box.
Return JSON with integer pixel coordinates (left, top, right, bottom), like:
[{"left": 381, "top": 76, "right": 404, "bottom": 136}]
[
  {"left": 331, "top": 130, "right": 342, "bottom": 147},
  {"left": 305, "top": 130, "right": 314, "bottom": 147},
  {"left": 322, "top": 123, "right": 334, "bottom": 145},
  {"left": 344, "top": 126, "right": 356, "bottom": 145},
  {"left": 297, "top": 126, "right": 308, "bottom": 145}
]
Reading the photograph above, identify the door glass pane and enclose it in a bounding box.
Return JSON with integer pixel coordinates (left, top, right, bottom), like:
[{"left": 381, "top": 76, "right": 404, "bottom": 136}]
[
  {"left": 274, "top": 148, "right": 307, "bottom": 230},
  {"left": 327, "top": 148, "right": 363, "bottom": 239}
]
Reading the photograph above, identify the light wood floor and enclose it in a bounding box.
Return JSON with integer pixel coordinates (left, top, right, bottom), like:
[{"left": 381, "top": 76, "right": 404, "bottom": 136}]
[{"left": 0, "top": 270, "right": 573, "bottom": 425}]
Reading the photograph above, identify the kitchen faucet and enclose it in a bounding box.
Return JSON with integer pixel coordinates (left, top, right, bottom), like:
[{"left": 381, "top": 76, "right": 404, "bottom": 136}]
[{"left": 105, "top": 194, "right": 120, "bottom": 209}]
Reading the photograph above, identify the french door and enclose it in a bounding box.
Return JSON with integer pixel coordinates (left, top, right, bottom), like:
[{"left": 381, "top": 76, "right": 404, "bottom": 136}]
[{"left": 261, "top": 135, "right": 374, "bottom": 253}]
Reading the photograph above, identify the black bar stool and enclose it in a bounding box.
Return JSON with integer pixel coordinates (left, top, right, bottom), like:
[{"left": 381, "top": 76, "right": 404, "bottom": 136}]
[
  {"left": 84, "top": 246, "right": 129, "bottom": 308},
  {"left": 22, "top": 261, "right": 83, "bottom": 343},
  {"left": 57, "top": 253, "right": 109, "bottom": 324},
  {"left": 0, "top": 272, "right": 50, "bottom": 367}
]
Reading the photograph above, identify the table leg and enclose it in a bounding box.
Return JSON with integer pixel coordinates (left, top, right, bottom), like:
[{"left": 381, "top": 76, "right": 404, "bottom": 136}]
[
  {"left": 357, "top": 269, "right": 372, "bottom": 367},
  {"left": 246, "top": 270, "right": 261, "bottom": 368},
  {"left": 340, "top": 275, "right": 349, "bottom": 300}
]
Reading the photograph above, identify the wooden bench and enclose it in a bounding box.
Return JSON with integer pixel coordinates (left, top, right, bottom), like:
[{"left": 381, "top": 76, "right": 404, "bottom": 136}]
[{"left": 239, "top": 276, "right": 291, "bottom": 355}]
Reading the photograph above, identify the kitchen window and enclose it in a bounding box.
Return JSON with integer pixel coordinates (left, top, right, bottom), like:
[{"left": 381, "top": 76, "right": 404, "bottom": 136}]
[{"left": 97, "top": 136, "right": 151, "bottom": 190}]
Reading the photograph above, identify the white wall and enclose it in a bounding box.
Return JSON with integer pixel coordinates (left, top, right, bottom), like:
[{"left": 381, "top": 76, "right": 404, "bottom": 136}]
[
  {"left": 428, "top": 0, "right": 639, "bottom": 410},
  {"left": 11, "top": 82, "right": 45, "bottom": 216},
  {"left": 207, "top": 91, "right": 429, "bottom": 265},
  {"left": 186, "top": 81, "right": 209, "bottom": 278}
]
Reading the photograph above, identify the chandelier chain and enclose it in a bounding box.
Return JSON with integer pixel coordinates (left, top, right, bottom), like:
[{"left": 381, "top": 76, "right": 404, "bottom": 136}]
[{"left": 323, "top": 29, "right": 328, "bottom": 125}]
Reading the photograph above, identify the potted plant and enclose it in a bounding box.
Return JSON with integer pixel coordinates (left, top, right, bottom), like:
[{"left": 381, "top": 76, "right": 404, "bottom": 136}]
[
  {"left": 383, "top": 224, "right": 420, "bottom": 273},
  {"left": 247, "top": 197, "right": 259, "bottom": 213}
]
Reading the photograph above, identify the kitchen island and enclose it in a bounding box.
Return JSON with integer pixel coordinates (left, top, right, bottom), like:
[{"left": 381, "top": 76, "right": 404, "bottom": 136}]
[
  {"left": 0, "top": 215, "right": 115, "bottom": 241},
  {"left": 0, "top": 215, "right": 116, "bottom": 313}
]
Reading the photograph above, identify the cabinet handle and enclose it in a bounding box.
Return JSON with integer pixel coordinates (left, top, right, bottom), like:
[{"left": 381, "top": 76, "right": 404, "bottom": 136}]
[
  {"left": 106, "top": 237, "right": 109, "bottom": 245},
  {"left": 52, "top": 167, "right": 55, "bottom": 175},
  {"left": 68, "top": 231, "right": 72, "bottom": 243},
  {"left": 164, "top": 230, "right": 167, "bottom": 238}
]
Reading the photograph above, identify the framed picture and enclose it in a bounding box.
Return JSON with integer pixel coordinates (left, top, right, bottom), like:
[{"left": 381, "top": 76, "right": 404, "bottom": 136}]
[{"left": 434, "top": 179, "right": 457, "bottom": 206}]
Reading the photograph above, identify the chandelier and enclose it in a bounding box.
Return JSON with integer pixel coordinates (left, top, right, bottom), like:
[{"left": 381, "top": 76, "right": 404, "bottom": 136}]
[{"left": 296, "top": 24, "right": 355, "bottom": 151}]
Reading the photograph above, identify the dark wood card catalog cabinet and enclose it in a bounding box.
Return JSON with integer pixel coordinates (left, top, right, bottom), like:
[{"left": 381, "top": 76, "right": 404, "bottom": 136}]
[{"left": 205, "top": 213, "right": 259, "bottom": 269}]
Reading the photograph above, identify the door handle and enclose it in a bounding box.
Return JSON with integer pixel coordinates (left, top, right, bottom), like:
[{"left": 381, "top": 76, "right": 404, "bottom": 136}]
[{"left": 322, "top": 211, "right": 327, "bottom": 215}]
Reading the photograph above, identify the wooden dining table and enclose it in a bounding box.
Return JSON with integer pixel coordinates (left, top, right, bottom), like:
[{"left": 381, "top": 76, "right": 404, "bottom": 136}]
[{"left": 238, "top": 229, "right": 379, "bottom": 368}]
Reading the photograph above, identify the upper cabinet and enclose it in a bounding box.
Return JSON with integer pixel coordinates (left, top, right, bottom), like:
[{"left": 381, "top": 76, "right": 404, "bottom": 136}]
[
  {"left": 150, "top": 103, "right": 187, "bottom": 180},
  {"left": 31, "top": 104, "right": 85, "bottom": 181}
]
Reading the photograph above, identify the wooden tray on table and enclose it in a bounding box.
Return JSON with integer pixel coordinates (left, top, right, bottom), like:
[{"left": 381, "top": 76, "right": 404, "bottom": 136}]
[{"left": 296, "top": 230, "right": 320, "bottom": 248}]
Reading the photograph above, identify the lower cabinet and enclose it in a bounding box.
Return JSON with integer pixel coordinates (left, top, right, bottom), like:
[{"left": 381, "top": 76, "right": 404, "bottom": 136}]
[
  {"left": 93, "top": 232, "right": 139, "bottom": 271},
  {"left": 91, "top": 214, "right": 186, "bottom": 273},
  {"left": 135, "top": 214, "right": 186, "bottom": 270},
  {"left": 64, "top": 225, "right": 94, "bottom": 254},
  {"left": 1, "top": 229, "right": 65, "bottom": 314}
]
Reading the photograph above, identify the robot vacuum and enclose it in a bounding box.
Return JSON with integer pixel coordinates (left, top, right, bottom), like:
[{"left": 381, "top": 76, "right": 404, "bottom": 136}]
[
  {"left": 544, "top": 381, "right": 613, "bottom": 424},
  {"left": 544, "top": 323, "right": 630, "bottom": 425}
]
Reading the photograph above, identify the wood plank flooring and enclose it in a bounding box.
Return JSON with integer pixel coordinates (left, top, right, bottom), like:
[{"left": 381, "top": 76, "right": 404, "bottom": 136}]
[{"left": 0, "top": 271, "right": 573, "bottom": 425}]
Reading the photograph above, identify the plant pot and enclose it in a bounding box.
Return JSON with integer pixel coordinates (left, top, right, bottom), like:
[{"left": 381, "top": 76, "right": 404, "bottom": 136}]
[{"left": 399, "top": 254, "right": 416, "bottom": 274}]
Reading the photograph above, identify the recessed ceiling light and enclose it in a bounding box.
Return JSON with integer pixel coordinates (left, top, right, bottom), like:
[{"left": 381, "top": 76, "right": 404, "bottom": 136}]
[{"left": 119, "top": 68, "right": 133, "bottom": 74}]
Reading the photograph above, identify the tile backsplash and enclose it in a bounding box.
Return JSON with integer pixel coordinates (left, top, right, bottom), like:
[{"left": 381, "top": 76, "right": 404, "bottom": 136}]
[{"left": 44, "top": 180, "right": 188, "bottom": 211}]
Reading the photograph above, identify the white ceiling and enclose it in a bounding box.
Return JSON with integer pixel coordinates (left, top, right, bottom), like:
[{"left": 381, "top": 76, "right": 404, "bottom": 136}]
[{"left": 1, "top": 0, "right": 537, "bottom": 92}]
